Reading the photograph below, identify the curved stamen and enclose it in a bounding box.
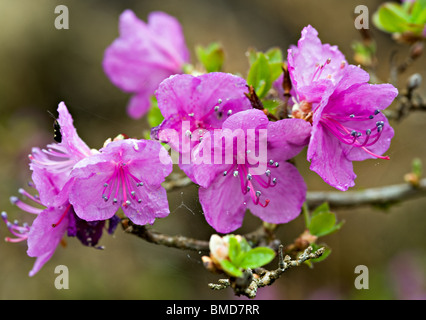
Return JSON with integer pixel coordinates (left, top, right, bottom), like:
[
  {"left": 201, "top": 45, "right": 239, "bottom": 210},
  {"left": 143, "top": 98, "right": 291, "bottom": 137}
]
[
  {"left": 321, "top": 112, "right": 390, "bottom": 160},
  {"left": 52, "top": 204, "right": 72, "bottom": 227},
  {"left": 2, "top": 211, "right": 30, "bottom": 243},
  {"left": 235, "top": 164, "right": 270, "bottom": 207},
  {"left": 10, "top": 196, "right": 43, "bottom": 215}
]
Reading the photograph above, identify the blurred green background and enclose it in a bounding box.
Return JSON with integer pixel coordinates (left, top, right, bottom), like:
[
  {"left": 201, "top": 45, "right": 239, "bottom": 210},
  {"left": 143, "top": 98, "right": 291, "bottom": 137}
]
[{"left": 0, "top": 0, "right": 425, "bottom": 300}]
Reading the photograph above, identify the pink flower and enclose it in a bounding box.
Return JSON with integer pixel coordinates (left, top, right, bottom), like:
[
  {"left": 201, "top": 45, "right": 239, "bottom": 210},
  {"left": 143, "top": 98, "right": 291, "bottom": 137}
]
[
  {"left": 151, "top": 72, "right": 253, "bottom": 180},
  {"left": 3, "top": 184, "right": 119, "bottom": 277},
  {"left": 191, "top": 109, "right": 311, "bottom": 233},
  {"left": 287, "top": 25, "right": 398, "bottom": 191},
  {"left": 103, "top": 10, "right": 190, "bottom": 119},
  {"left": 307, "top": 65, "right": 397, "bottom": 191},
  {"left": 67, "top": 139, "right": 172, "bottom": 225},
  {"left": 29, "top": 102, "right": 93, "bottom": 206}
]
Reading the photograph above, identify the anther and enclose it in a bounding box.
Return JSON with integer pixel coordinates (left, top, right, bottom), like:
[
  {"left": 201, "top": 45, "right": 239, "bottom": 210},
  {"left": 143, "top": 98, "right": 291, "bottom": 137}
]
[
  {"left": 374, "top": 109, "right": 380, "bottom": 115},
  {"left": 227, "top": 110, "right": 232, "bottom": 116},
  {"left": 113, "top": 198, "right": 118, "bottom": 204},
  {"left": 255, "top": 191, "right": 262, "bottom": 197},
  {"left": 369, "top": 115, "right": 374, "bottom": 119},
  {"left": 247, "top": 186, "right": 251, "bottom": 192},
  {"left": 274, "top": 162, "right": 279, "bottom": 168},
  {"left": 233, "top": 171, "right": 239, "bottom": 177},
  {"left": 350, "top": 114, "right": 355, "bottom": 118},
  {"left": 214, "top": 106, "right": 220, "bottom": 112},
  {"left": 125, "top": 200, "right": 131, "bottom": 206},
  {"left": 366, "top": 129, "right": 372, "bottom": 135},
  {"left": 137, "top": 182, "right": 144, "bottom": 187},
  {"left": 376, "top": 121, "right": 384, "bottom": 127},
  {"left": 265, "top": 170, "right": 271, "bottom": 176},
  {"left": 269, "top": 159, "right": 274, "bottom": 165},
  {"left": 351, "top": 130, "right": 357, "bottom": 137},
  {"left": 9, "top": 196, "right": 18, "bottom": 205},
  {"left": 217, "top": 99, "right": 222, "bottom": 104},
  {"left": 104, "top": 183, "right": 109, "bottom": 187},
  {"left": 131, "top": 191, "right": 136, "bottom": 197},
  {"left": 247, "top": 174, "right": 253, "bottom": 180},
  {"left": 223, "top": 171, "right": 227, "bottom": 176},
  {"left": 188, "top": 113, "right": 194, "bottom": 117},
  {"left": 138, "top": 199, "right": 142, "bottom": 203},
  {"left": 272, "top": 178, "right": 277, "bottom": 185}
]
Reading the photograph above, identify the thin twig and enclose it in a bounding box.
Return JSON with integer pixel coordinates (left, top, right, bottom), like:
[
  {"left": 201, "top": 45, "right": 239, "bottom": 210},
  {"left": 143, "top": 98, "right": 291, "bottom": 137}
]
[
  {"left": 122, "top": 220, "right": 210, "bottom": 252},
  {"left": 208, "top": 246, "right": 325, "bottom": 298},
  {"left": 163, "top": 174, "right": 426, "bottom": 210},
  {"left": 306, "top": 178, "right": 426, "bottom": 209}
]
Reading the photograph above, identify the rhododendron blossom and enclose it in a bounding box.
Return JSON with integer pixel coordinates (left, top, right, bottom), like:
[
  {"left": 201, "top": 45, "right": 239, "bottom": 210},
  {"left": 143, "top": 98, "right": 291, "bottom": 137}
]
[
  {"left": 151, "top": 72, "right": 253, "bottom": 180},
  {"left": 29, "top": 102, "right": 93, "bottom": 207},
  {"left": 3, "top": 179, "right": 119, "bottom": 277},
  {"left": 103, "top": 10, "right": 190, "bottom": 119},
  {"left": 286, "top": 25, "right": 398, "bottom": 190},
  {"left": 67, "top": 139, "right": 172, "bottom": 225},
  {"left": 191, "top": 109, "right": 311, "bottom": 233}
]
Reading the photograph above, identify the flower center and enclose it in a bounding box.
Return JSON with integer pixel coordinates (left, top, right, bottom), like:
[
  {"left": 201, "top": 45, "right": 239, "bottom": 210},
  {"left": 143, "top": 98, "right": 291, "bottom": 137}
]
[
  {"left": 222, "top": 160, "right": 282, "bottom": 207},
  {"left": 320, "top": 109, "right": 390, "bottom": 160},
  {"left": 292, "top": 100, "right": 313, "bottom": 123},
  {"left": 101, "top": 162, "right": 145, "bottom": 207},
  {"left": 184, "top": 98, "right": 234, "bottom": 143}
]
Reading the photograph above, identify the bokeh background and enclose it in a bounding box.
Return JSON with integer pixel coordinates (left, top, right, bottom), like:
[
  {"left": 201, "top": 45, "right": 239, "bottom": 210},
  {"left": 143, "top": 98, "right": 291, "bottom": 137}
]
[{"left": 0, "top": 0, "right": 425, "bottom": 300}]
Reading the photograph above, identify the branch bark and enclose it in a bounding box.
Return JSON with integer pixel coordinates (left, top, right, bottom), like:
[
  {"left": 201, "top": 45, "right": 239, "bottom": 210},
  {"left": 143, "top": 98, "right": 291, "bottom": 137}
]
[
  {"left": 163, "top": 174, "right": 426, "bottom": 209},
  {"left": 306, "top": 178, "right": 426, "bottom": 209}
]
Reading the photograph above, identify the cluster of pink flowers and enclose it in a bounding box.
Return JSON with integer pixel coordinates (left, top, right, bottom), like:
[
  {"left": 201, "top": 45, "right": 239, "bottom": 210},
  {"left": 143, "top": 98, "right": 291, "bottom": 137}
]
[{"left": 2, "top": 10, "right": 397, "bottom": 276}]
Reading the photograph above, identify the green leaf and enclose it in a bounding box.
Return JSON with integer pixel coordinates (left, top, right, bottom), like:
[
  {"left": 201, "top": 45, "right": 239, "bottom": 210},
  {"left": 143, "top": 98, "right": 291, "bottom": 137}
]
[
  {"left": 147, "top": 96, "right": 164, "bottom": 128},
  {"left": 228, "top": 236, "right": 241, "bottom": 263},
  {"left": 195, "top": 42, "right": 225, "bottom": 73},
  {"left": 220, "top": 259, "right": 243, "bottom": 278},
  {"left": 264, "top": 47, "right": 283, "bottom": 64},
  {"left": 308, "top": 211, "right": 337, "bottom": 237},
  {"left": 247, "top": 52, "right": 272, "bottom": 99},
  {"left": 239, "top": 247, "right": 276, "bottom": 269},
  {"left": 412, "top": 157, "right": 423, "bottom": 177},
  {"left": 309, "top": 244, "right": 332, "bottom": 264},
  {"left": 311, "top": 202, "right": 331, "bottom": 218},
  {"left": 238, "top": 237, "right": 252, "bottom": 254},
  {"left": 373, "top": 3, "right": 411, "bottom": 33},
  {"left": 265, "top": 47, "right": 283, "bottom": 81},
  {"left": 410, "top": 0, "right": 426, "bottom": 24},
  {"left": 262, "top": 99, "right": 280, "bottom": 114}
]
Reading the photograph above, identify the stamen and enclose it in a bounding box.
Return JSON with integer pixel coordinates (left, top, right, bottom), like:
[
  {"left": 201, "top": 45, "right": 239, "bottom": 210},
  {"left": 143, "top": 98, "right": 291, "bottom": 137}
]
[
  {"left": 52, "top": 204, "right": 72, "bottom": 228},
  {"left": 10, "top": 196, "right": 43, "bottom": 215},
  {"left": 320, "top": 110, "right": 390, "bottom": 160}
]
